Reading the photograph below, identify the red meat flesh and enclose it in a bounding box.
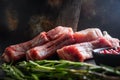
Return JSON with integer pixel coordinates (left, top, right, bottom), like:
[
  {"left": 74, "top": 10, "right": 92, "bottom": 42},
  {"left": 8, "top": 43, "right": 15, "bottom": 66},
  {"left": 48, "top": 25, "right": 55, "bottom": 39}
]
[
  {"left": 2, "top": 26, "right": 73, "bottom": 62},
  {"left": 103, "top": 31, "right": 120, "bottom": 47},
  {"left": 57, "top": 37, "right": 117, "bottom": 62},
  {"left": 2, "top": 32, "right": 49, "bottom": 62},
  {"left": 47, "top": 26, "right": 73, "bottom": 40},
  {"left": 26, "top": 33, "right": 75, "bottom": 60},
  {"left": 57, "top": 43, "right": 93, "bottom": 62},
  {"left": 73, "top": 28, "right": 103, "bottom": 43}
]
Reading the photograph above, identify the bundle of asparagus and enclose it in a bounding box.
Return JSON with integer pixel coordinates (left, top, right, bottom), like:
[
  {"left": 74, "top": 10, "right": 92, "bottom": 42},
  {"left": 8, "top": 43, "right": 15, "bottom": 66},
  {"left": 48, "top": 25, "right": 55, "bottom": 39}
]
[{"left": 1, "top": 60, "right": 120, "bottom": 80}]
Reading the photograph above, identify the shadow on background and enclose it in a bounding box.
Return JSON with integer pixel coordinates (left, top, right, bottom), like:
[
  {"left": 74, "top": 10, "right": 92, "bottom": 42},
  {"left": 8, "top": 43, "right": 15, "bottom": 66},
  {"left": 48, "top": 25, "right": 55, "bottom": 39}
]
[{"left": 78, "top": 0, "right": 120, "bottom": 39}]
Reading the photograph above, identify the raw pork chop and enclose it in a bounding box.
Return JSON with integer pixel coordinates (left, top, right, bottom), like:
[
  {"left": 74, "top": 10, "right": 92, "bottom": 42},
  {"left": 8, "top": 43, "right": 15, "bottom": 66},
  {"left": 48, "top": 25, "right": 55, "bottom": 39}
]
[{"left": 2, "top": 26, "right": 73, "bottom": 62}]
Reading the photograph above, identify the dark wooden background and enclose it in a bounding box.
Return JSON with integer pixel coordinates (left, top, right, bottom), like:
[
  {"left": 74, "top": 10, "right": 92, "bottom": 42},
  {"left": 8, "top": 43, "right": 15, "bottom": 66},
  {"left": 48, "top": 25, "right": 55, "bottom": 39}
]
[
  {"left": 0, "top": 0, "right": 120, "bottom": 53},
  {"left": 78, "top": 0, "right": 120, "bottom": 39}
]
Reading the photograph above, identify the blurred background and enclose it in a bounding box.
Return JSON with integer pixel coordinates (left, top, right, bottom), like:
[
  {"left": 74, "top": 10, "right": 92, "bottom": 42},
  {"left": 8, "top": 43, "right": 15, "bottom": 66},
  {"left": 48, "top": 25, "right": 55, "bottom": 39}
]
[{"left": 0, "top": 0, "right": 120, "bottom": 53}]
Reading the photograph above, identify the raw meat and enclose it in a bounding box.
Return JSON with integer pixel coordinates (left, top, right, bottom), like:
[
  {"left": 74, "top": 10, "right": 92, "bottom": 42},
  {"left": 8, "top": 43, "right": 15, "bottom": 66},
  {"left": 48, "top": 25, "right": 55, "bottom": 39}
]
[
  {"left": 2, "top": 32, "right": 49, "bottom": 62},
  {"left": 26, "top": 33, "right": 75, "bottom": 60},
  {"left": 47, "top": 26, "right": 73, "bottom": 40},
  {"left": 57, "top": 37, "right": 119, "bottom": 62},
  {"left": 26, "top": 28, "right": 104, "bottom": 61},
  {"left": 103, "top": 31, "right": 120, "bottom": 47},
  {"left": 2, "top": 26, "right": 73, "bottom": 62},
  {"left": 57, "top": 43, "right": 93, "bottom": 62},
  {"left": 2, "top": 26, "right": 119, "bottom": 62},
  {"left": 73, "top": 28, "right": 103, "bottom": 43}
]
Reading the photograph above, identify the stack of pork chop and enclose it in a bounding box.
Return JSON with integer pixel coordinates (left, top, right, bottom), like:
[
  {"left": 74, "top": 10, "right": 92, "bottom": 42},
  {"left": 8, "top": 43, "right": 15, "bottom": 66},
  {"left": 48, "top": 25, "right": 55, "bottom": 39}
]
[{"left": 1, "top": 26, "right": 119, "bottom": 62}]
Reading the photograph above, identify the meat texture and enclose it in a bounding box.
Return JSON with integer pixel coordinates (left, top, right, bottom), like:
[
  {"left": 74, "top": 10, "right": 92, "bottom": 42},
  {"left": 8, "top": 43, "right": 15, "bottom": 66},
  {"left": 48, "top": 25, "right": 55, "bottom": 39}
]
[
  {"left": 73, "top": 28, "right": 103, "bottom": 43},
  {"left": 26, "top": 28, "right": 103, "bottom": 61},
  {"left": 2, "top": 26, "right": 73, "bottom": 62},
  {"left": 47, "top": 26, "right": 73, "bottom": 40},
  {"left": 2, "top": 32, "right": 49, "bottom": 62},
  {"left": 26, "top": 32, "right": 75, "bottom": 60},
  {"left": 27, "top": 28, "right": 119, "bottom": 61},
  {"left": 57, "top": 37, "right": 118, "bottom": 62},
  {"left": 2, "top": 26, "right": 119, "bottom": 63},
  {"left": 103, "top": 31, "right": 120, "bottom": 47}
]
